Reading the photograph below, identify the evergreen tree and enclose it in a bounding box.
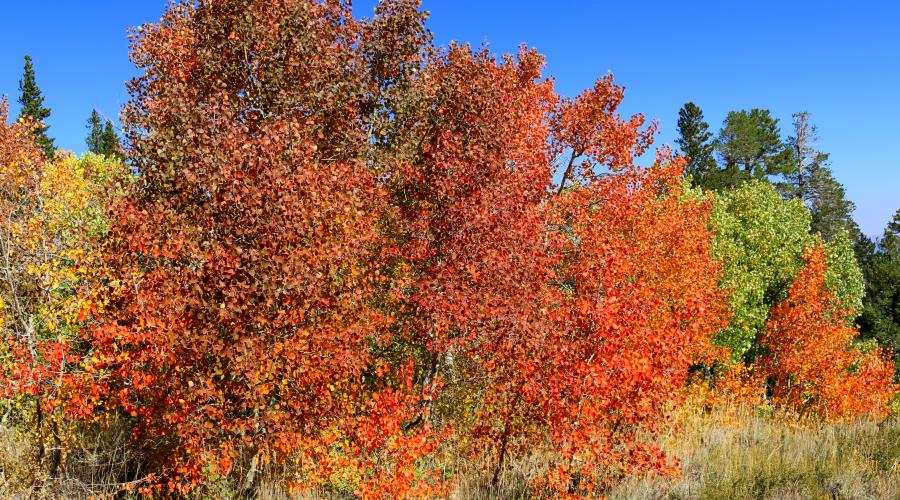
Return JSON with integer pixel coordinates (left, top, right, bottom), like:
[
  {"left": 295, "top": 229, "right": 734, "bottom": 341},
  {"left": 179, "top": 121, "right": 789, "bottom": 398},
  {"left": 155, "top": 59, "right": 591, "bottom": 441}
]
[
  {"left": 785, "top": 112, "right": 828, "bottom": 200},
  {"left": 857, "top": 209, "right": 900, "bottom": 376},
  {"left": 101, "top": 120, "right": 120, "bottom": 157},
  {"left": 17, "top": 55, "right": 55, "bottom": 158},
  {"left": 675, "top": 102, "right": 717, "bottom": 189},
  {"left": 807, "top": 167, "right": 860, "bottom": 242},
  {"left": 86, "top": 109, "right": 120, "bottom": 157},
  {"left": 784, "top": 112, "right": 860, "bottom": 242},
  {"left": 86, "top": 109, "right": 104, "bottom": 154},
  {"left": 714, "top": 109, "right": 792, "bottom": 187}
]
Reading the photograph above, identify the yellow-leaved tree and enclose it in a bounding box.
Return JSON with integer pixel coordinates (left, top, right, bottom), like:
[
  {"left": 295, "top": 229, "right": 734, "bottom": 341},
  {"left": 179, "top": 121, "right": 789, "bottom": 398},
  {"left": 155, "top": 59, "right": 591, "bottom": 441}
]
[{"left": 0, "top": 99, "right": 130, "bottom": 483}]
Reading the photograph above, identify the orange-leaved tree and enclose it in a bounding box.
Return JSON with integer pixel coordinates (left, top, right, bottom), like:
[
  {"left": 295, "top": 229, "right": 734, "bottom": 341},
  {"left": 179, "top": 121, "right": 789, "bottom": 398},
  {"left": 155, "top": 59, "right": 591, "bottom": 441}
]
[
  {"left": 370, "top": 41, "right": 732, "bottom": 493},
  {"left": 509, "top": 152, "right": 728, "bottom": 494},
  {"left": 757, "top": 245, "right": 896, "bottom": 420},
  {"left": 450, "top": 74, "right": 730, "bottom": 494}
]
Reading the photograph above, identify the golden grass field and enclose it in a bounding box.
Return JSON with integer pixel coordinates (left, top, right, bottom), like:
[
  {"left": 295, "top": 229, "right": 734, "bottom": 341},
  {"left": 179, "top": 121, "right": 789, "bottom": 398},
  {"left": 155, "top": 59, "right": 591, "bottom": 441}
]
[
  {"left": 611, "top": 408, "right": 900, "bottom": 500},
  {"left": 447, "top": 406, "right": 900, "bottom": 500}
]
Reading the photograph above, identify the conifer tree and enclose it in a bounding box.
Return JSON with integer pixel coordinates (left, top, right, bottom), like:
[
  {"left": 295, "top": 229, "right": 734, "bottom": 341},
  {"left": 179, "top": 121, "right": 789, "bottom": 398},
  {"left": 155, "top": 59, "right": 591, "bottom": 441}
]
[
  {"left": 714, "top": 109, "right": 792, "bottom": 187},
  {"left": 675, "top": 102, "right": 717, "bottom": 189},
  {"left": 86, "top": 109, "right": 120, "bottom": 157},
  {"left": 100, "top": 120, "right": 119, "bottom": 157},
  {"left": 17, "top": 55, "right": 55, "bottom": 158},
  {"left": 858, "top": 210, "right": 900, "bottom": 375},
  {"left": 86, "top": 109, "right": 104, "bottom": 154},
  {"left": 785, "top": 112, "right": 827, "bottom": 200},
  {"left": 808, "top": 167, "right": 860, "bottom": 242},
  {"left": 785, "top": 112, "right": 860, "bottom": 242}
]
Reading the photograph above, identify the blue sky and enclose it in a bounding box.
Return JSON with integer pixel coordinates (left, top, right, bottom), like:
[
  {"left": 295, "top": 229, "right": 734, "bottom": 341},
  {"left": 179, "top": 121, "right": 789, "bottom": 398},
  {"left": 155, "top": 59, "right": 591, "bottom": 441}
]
[{"left": 1, "top": 1, "right": 897, "bottom": 236}]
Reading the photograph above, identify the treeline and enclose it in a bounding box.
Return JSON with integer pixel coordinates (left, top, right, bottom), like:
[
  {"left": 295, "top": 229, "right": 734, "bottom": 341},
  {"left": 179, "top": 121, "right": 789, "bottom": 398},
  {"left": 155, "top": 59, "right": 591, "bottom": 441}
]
[
  {"left": 16, "top": 54, "right": 121, "bottom": 159},
  {"left": 676, "top": 102, "right": 900, "bottom": 373},
  {"left": 0, "top": 1, "right": 898, "bottom": 498}
]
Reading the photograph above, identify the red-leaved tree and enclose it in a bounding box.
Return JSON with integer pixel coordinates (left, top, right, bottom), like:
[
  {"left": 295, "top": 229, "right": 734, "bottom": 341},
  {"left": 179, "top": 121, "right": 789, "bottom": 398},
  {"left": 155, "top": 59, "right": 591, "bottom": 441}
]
[
  {"left": 77, "top": 0, "right": 443, "bottom": 496},
  {"left": 469, "top": 114, "right": 729, "bottom": 493},
  {"left": 372, "top": 41, "right": 731, "bottom": 493},
  {"left": 8, "top": 0, "right": 735, "bottom": 496}
]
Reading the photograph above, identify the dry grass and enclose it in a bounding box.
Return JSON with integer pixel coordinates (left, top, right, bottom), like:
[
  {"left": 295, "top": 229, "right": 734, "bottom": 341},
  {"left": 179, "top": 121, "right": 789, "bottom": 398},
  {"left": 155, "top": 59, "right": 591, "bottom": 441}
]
[
  {"left": 3, "top": 409, "right": 897, "bottom": 499},
  {"left": 444, "top": 408, "right": 900, "bottom": 499},
  {"left": 610, "top": 408, "right": 900, "bottom": 500},
  {"left": 0, "top": 416, "right": 142, "bottom": 499}
]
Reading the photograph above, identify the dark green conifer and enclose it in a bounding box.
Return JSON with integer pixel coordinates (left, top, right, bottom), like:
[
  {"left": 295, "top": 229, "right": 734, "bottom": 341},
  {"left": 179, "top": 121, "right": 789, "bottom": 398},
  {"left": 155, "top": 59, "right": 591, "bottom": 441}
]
[{"left": 18, "top": 55, "right": 55, "bottom": 158}]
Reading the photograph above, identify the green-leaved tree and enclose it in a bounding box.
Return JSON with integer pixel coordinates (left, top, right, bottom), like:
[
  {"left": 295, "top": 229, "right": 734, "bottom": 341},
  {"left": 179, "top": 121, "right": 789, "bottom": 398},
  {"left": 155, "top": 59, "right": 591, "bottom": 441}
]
[{"left": 710, "top": 181, "right": 864, "bottom": 359}]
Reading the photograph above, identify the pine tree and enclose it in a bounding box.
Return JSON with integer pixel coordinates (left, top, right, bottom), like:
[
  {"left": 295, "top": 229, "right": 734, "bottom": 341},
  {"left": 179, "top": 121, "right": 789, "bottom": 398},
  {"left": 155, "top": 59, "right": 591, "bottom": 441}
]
[
  {"left": 86, "top": 109, "right": 104, "bottom": 154},
  {"left": 785, "top": 112, "right": 828, "bottom": 200},
  {"left": 785, "top": 112, "right": 860, "bottom": 242},
  {"left": 17, "top": 55, "right": 55, "bottom": 158},
  {"left": 714, "top": 109, "right": 792, "bottom": 187},
  {"left": 857, "top": 209, "right": 900, "bottom": 375},
  {"left": 807, "top": 167, "right": 860, "bottom": 242},
  {"left": 675, "top": 102, "right": 717, "bottom": 189},
  {"left": 100, "top": 120, "right": 120, "bottom": 157},
  {"left": 86, "top": 110, "right": 120, "bottom": 158}
]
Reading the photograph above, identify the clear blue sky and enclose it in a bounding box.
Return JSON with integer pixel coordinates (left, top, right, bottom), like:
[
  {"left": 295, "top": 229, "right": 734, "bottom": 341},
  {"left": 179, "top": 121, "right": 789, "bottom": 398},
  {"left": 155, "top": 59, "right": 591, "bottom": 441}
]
[{"left": 1, "top": 1, "right": 897, "bottom": 236}]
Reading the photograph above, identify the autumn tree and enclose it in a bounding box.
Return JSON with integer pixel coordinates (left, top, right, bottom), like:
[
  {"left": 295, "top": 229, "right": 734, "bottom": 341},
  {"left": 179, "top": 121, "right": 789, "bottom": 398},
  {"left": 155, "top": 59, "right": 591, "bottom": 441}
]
[
  {"left": 81, "top": 0, "right": 443, "bottom": 496},
  {"left": 17, "top": 56, "right": 55, "bottom": 158},
  {"left": 710, "top": 181, "right": 863, "bottom": 359},
  {"left": 442, "top": 72, "right": 728, "bottom": 494},
  {"left": 758, "top": 246, "right": 896, "bottom": 419},
  {"left": 0, "top": 99, "right": 128, "bottom": 483},
  {"left": 524, "top": 156, "right": 729, "bottom": 493},
  {"left": 374, "top": 42, "right": 555, "bottom": 401},
  {"left": 368, "top": 41, "right": 732, "bottom": 493}
]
